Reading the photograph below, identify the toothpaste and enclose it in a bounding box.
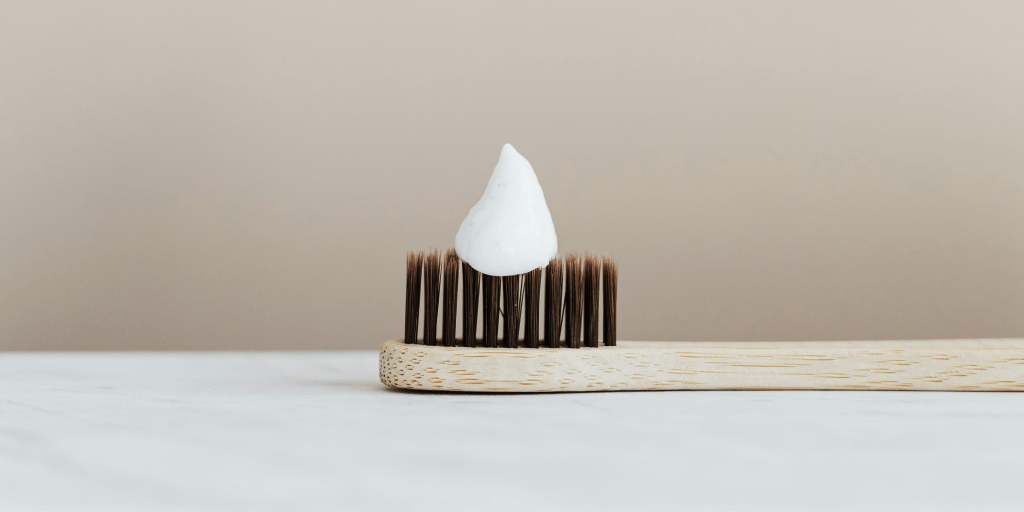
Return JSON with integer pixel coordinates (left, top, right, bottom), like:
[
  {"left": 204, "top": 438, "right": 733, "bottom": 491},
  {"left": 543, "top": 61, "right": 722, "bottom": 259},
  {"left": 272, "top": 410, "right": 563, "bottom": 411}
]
[{"left": 454, "top": 144, "right": 558, "bottom": 276}]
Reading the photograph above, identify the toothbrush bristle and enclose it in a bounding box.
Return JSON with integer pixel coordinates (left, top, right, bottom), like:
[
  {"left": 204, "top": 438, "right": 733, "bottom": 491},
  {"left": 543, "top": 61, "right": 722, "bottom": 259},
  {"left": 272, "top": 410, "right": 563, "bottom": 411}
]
[
  {"left": 584, "top": 254, "right": 600, "bottom": 348},
  {"left": 441, "top": 249, "right": 459, "bottom": 347},
  {"left": 405, "top": 251, "right": 424, "bottom": 344},
  {"left": 564, "top": 254, "right": 584, "bottom": 349},
  {"left": 461, "top": 261, "right": 480, "bottom": 348},
  {"left": 602, "top": 256, "right": 617, "bottom": 346},
  {"left": 523, "top": 268, "right": 542, "bottom": 348},
  {"left": 482, "top": 274, "right": 500, "bottom": 348},
  {"left": 404, "top": 250, "right": 615, "bottom": 349},
  {"left": 502, "top": 275, "right": 524, "bottom": 348},
  {"left": 544, "top": 258, "right": 564, "bottom": 348},
  {"left": 422, "top": 249, "right": 441, "bottom": 346}
]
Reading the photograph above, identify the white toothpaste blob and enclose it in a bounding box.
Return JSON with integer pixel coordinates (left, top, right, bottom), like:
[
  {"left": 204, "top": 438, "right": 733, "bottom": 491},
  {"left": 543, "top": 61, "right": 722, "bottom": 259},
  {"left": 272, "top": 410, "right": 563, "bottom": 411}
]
[{"left": 454, "top": 144, "right": 558, "bottom": 276}]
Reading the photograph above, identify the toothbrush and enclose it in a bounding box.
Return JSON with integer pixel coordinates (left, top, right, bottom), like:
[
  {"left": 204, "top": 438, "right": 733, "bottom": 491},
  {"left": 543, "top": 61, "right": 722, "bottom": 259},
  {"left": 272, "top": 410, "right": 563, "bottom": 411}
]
[
  {"left": 381, "top": 252, "right": 1024, "bottom": 393},
  {"left": 381, "top": 144, "right": 1024, "bottom": 393}
]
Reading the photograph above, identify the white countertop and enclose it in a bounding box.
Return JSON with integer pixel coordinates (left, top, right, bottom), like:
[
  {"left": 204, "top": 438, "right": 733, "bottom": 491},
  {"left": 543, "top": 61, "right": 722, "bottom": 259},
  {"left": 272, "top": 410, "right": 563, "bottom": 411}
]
[{"left": 2, "top": 351, "right": 1023, "bottom": 512}]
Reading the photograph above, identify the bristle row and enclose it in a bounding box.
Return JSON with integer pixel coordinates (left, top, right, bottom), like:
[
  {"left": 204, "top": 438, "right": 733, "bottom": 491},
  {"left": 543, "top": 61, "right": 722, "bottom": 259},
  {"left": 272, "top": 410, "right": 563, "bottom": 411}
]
[
  {"left": 404, "top": 252, "right": 423, "bottom": 344},
  {"left": 422, "top": 250, "right": 441, "bottom": 346},
  {"left": 523, "top": 268, "right": 542, "bottom": 348},
  {"left": 461, "top": 262, "right": 480, "bottom": 347},
  {"left": 501, "top": 275, "right": 523, "bottom": 348},
  {"left": 404, "top": 250, "right": 615, "bottom": 348},
  {"left": 544, "top": 258, "right": 563, "bottom": 348},
  {"left": 441, "top": 249, "right": 459, "bottom": 347},
  {"left": 602, "top": 256, "right": 617, "bottom": 346},
  {"left": 583, "top": 254, "right": 600, "bottom": 348},
  {"left": 482, "top": 274, "right": 500, "bottom": 348},
  {"left": 563, "top": 254, "right": 583, "bottom": 349}
]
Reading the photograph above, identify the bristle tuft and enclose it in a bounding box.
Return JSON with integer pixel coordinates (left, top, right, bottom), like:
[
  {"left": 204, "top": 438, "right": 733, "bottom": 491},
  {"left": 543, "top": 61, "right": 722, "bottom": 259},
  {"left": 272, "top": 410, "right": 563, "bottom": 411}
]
[
  {"left": 584, "top": 254, "right": 600, "bottom": 348},
  {"left": 544, "top": 258, "right": 564, "bottom": 348},
  {"left": 404, "top": 251, "right": 423, "bottom": 344},
  {"left": 564, "top": 254, "right": 584, "bottom": 349},
  {"left": 501, "top": 275, "right": 524, "bottom": 348},
  {"left": 602, "top": 256, "right": 617, "bottom": 346},
  {"left": 482, "top": 274, "right": 500, "bottom": 348},
  {"left": 422, "top": 249, "right": 441, "bottom": 346},
  {"left": 441, "top": 249, "right": 459, "bottom": 347},
  {"left": 461, "top": 261, "right": 480, "bottom": 347},
  {"left": 523, "top": 268, "right": 542, "bottom": 348}
]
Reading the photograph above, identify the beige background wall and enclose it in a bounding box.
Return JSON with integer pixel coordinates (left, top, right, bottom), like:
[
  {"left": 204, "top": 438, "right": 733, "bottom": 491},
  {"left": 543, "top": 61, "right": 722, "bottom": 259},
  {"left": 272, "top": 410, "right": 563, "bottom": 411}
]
[{"left": 2, "top": 1, "right": 1022, "bottom": 350}]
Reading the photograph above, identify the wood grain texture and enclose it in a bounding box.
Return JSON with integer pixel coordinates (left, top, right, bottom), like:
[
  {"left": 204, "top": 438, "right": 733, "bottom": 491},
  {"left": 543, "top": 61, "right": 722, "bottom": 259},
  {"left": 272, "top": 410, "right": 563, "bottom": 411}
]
[{"left": 379, "top": 339, "right": 1024, "bottom": 392}]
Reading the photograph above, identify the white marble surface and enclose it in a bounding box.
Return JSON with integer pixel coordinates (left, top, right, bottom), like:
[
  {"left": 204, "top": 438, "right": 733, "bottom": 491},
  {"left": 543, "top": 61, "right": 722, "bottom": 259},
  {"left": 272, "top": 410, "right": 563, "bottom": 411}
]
[{"left": 2, "top": 351, "right": 1024, "bottom": 512}]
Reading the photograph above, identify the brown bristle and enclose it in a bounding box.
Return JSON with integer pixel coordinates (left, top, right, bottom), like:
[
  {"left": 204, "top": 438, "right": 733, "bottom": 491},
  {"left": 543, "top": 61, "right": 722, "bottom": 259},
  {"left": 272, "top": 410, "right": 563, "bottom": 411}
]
[
  {"left": 404, "top": 251, "right": 423, "bottom": 344},
  {"left": 482, "top": 274, "right": 500, "bottom": 348},
  {"left": 407, "top": 249, "right": 615, "bottom": 349},
  {"left": 602, "top": 256, "right": 617, "bottom": 346},
  {"left": 564, "top": 254, "right": 584, "bottom": 349},
  {"left": 583, "top": 254, "right": 600, "bottom": 348},
  {"left": 544, "top": 258, "right": 564, "bottom": 348},
  {"left": 501, "top": 275, "right": 524, "bottom": 348},
  {"left": 422, "top": 249, "right": 441, "bottom": 346},
  {"left": 461, "top": 261, "right": 480, "bottom": 347},
  {"left": 441, "top": 249, "right": 459, "bottom": 347},
  {"left": 523, "top": 268, "right": 542, "bottom": 348}
]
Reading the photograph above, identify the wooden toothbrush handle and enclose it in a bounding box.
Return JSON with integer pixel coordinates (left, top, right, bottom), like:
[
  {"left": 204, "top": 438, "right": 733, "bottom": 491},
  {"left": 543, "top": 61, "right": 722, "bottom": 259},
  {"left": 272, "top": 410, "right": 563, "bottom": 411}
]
[{"left": 379, "top": 339, "right": 1024, "bottom": 393}]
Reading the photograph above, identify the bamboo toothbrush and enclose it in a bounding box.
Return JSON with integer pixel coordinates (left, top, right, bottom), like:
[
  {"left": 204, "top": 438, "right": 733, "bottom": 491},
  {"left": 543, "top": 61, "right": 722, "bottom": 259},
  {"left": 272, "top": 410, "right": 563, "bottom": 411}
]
[
  {"left": 381, "top": 250, "right": 1024, "bottom": 393},
  {"left": 383, "top": 144, "right": 1024, "bottom": 392}
]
